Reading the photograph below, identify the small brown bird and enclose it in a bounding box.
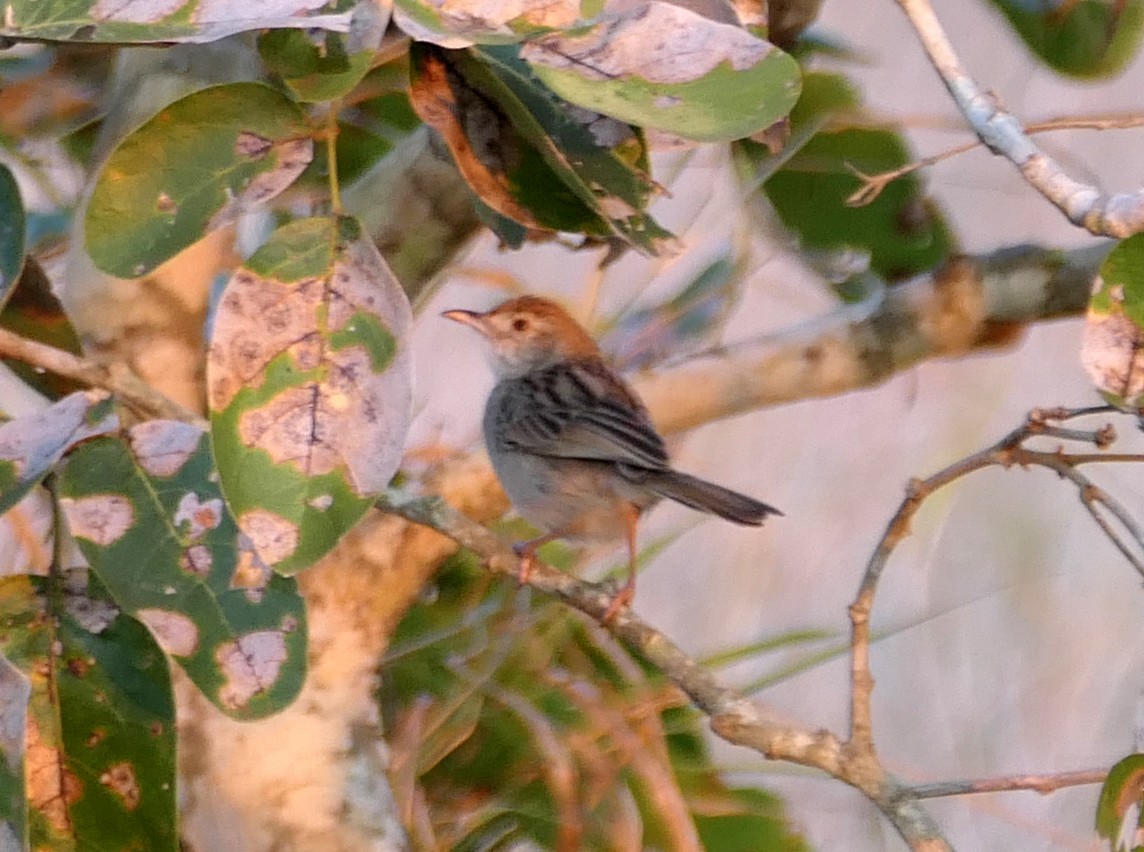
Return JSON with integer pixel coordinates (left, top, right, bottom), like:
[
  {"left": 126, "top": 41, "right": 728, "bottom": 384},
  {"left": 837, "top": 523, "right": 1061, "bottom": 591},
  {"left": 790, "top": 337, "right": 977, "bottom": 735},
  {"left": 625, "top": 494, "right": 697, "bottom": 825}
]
[{"left": 444, "top": 295, "right": 780, "bottom": 620}]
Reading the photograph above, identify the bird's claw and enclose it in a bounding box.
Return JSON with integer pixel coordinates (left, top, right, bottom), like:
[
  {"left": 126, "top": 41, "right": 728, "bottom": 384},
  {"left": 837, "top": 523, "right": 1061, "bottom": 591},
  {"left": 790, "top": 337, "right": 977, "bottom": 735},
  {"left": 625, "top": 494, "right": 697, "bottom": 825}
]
[
  {"left": 512, "top": 543, "right": 535, "bottom": 586},
  {"left": 601, "top": 584, "right": 634, "bottom": 624}
]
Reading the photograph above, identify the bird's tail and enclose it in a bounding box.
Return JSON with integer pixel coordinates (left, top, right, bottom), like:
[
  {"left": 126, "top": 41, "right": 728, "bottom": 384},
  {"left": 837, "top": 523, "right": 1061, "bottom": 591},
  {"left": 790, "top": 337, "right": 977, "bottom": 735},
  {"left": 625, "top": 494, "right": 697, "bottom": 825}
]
[{"left": 640, "top": 469, "right": 781, "bottom": 526}]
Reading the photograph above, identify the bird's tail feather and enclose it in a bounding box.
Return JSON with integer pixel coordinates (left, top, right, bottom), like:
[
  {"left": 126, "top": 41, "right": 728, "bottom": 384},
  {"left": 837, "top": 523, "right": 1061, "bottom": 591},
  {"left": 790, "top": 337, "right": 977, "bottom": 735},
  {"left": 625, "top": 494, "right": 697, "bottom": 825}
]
[{"left": 641, "top": 469, "right": 781, "bottom": 526}]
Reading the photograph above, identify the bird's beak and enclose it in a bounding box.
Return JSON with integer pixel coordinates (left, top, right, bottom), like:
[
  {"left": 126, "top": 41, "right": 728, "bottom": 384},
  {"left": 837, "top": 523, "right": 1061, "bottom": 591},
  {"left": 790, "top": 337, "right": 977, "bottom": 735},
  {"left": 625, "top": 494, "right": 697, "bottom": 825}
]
[{"left": 442, "top": 309, "right": 491, "bottom": 337}]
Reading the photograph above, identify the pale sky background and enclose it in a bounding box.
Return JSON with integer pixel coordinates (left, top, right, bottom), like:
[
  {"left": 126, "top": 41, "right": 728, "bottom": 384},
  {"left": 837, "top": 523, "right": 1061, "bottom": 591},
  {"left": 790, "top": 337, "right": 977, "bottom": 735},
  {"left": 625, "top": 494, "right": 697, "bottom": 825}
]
[{"left": 413, "top": 2, "right": 1144, "bottom": 849}]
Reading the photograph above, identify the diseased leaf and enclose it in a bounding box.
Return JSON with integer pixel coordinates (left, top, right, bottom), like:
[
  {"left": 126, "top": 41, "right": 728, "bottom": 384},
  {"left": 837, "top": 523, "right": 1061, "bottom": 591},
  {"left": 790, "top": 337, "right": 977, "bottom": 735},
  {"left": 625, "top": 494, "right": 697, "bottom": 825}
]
[
  {"left": 1082, "top": 233, "right": 1144, "bottom": 411},
  {"left": 0, "top": 256, "right": 86, "bottom": 400},
  {"left": 520, "top": 2, "right": 802, "bottom": 142},
  {"left": 0, "top": 573, "right": 177, "bottom": 850},
  {"left": 990, "top": 0, "right": 1144, "bottom": 79},
  {"left": 85, "top": 83, "right": 313, "bottom": 278},
  {"left": 476, "top": 45, "right": 672, "bottom": 253},
  {"left": 0, "top": 391, "right": 118, "bottom": 517},
  {"left": 0, "top": 0, "right": 357, "bottom": 45},
  {"left": 393, "top": 0, "right": 582, "bottom": 45},
  {"left": 1096, "top": 753, "right": 1144, "bottom": 842},
  {"left": 0, "top": 163, "right": 26, "bottom": 312},
  {"left": 57, "top": 422, "right": 308, "bottom": 719},
  {"left": 410, "top": 43, "right": 672, "bottom": 252},
  {"left": 208, "top": 216, "right": 412, "bottom": 574}
]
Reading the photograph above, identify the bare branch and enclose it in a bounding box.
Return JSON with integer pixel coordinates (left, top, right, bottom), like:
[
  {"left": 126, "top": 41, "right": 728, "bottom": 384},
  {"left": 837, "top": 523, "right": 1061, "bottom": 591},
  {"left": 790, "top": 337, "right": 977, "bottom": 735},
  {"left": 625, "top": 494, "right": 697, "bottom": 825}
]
[
  {"left": 0, "top": 326, "right": 205, "bottom": 425},
  {"left": 910, "top": 768, "right": 1107, "bottom": 800},
  {"left": 894, "top": 0, "right": 1144, "bottom": 237},
  {"left": 848, "top": 114, "right": 1144, "bottom": 206},
  {"left": 848, "top": 405, "right": 1144, "bottom": 792}
]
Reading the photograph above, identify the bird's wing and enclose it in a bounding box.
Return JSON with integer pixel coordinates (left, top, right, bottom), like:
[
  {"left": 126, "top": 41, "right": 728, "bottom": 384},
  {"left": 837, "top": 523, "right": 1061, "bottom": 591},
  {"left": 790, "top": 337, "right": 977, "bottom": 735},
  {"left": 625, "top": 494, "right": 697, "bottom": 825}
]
[{"left": 490, "top": 360, "right": 669, "bottom": 469}]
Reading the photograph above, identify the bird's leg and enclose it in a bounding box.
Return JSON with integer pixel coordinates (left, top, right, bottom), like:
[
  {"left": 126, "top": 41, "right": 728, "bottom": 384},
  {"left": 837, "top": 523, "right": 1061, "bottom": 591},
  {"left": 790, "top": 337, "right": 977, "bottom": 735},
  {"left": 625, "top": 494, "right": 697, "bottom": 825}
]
[
  {"left": 601, "top": 504, "right": 640, "bottom": 623},
  {"left": 512, "top": 531, "right": 561, "bottom": 585}
]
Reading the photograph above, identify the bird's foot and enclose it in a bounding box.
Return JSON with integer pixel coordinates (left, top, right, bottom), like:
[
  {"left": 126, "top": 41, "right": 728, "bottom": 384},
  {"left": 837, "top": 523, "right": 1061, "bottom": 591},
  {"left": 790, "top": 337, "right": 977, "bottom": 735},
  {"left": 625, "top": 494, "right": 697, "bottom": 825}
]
[
  {"left": 601, "top": 583, "right": 634, "bottom": 624},
  {"left": 512, "top": 542, "right": 536, "bottom": 586}
]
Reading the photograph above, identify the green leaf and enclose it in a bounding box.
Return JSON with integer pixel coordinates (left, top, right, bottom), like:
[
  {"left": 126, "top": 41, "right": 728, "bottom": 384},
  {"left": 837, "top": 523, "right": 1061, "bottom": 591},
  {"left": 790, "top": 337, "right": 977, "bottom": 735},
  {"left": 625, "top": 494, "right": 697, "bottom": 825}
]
[
  {"left": 692, "top": 786, "right": 809, "bottom": 851},
  {"left": 0, "top": 163, "right": 26, "bottom": 312},
  {"left": 0, "top": 391, "right": 118, "bottom": 516},
  {"left": 85, "top": 83, "right": 313, "bottom": 278},
  {"left": 208, "top": 216, "right": 412, "bottom": 574},
  {"left": 298, "top": 122, "right": 395, "bottom": 193},
  {"left": 749, "top": 73, "right": 955, "bottom": 281},
  {"left": 409, "top": 43, "right": 672, "bottom": 252},
  {"left": 0, "top": 0, "right": 357, "bottom": 45},
  {"left": 1082, "top": 233, "right": 1144, "bottom": 411},
  {"left": 57, "top": 422, "right": 308, "bottom": 719},
  {"left": 258, "top": 0, "right": 388, "bottom": 104},
  {"left": 0, "top": 573, "right": 177, "bottom": 850},
  {"left": 989, "top": 0, "right": 1144, "bottom": 79},
  {"left": 0, "top": 256, "right": 86, "bottom": 400},
  {"left": 521, "top": 2, "right": 802, "bottom": 142},
  {"left": 1096, "top": 753, "right": 1144, "bottom": 840},
  {"left": 476, "top": 45, "right": 671, "bottom": 252}
]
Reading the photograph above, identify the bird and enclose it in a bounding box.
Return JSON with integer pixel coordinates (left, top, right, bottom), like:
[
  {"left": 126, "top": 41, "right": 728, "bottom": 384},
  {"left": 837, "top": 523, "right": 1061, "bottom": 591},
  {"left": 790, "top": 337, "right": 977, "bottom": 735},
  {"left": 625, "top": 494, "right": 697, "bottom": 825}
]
[{"left": 443, "top": 295, "right": 780, "bottom": 621}]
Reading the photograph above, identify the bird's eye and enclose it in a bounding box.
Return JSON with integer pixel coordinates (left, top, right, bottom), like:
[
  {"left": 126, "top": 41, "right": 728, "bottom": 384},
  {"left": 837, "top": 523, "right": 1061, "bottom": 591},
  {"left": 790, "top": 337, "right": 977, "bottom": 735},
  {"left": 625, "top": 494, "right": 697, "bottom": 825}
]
[{"left": 512, "top": 317, "right": 529, "bottom": 332}]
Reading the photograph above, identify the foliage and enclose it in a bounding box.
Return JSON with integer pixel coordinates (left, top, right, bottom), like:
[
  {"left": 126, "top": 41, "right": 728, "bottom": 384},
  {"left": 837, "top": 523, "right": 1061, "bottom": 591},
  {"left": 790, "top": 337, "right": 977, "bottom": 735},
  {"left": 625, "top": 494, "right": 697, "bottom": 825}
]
[
  {"left": 0, "top": 0, "right": 1139, "bottom": 848},
  {"left": 381, "top": 550, "right": 810, "bottom": 851}
]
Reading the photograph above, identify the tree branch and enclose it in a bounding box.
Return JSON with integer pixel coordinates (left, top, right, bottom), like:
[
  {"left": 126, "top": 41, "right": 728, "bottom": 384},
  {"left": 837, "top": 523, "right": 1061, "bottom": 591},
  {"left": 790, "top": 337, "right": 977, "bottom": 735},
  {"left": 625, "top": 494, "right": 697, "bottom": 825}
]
[
  {"left": 0, "top": 327, "right": 204, "bottom": 425},
  {"left": 377, "top": 489, "right": 954, "bottom": 851},
  {"left": 894, "top": 0, "right": 1144, "bottom": 238},
  {"left": 909, "top": 768, "right": 1107, "bottom": 800},
  {"left": 848, "top": 406, "right": 1143, "bottom": 811},
  {"left": 636, "top": 244, "right": 1107, "bottom": 434}
]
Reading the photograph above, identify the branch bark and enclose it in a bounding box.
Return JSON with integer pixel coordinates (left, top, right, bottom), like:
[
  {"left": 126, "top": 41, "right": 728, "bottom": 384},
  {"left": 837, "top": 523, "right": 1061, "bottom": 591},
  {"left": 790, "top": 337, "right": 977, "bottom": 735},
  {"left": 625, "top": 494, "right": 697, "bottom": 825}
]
[
  {"left": 637, "top": 244, "right": 1106, "bottom": 433},
  {"left": 0, "top": 326, "right": 204, "bottom": 425},
  {"left": 894, "top": 0, "right": 1144, "bottom": 237}
]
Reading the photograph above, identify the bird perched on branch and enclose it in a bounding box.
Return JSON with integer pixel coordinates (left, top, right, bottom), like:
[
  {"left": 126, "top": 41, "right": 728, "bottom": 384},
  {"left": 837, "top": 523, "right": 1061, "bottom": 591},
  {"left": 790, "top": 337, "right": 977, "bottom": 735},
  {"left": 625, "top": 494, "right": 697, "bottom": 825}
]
[{"left": 444, "top": 295, "right": 780, "bottom": 620}]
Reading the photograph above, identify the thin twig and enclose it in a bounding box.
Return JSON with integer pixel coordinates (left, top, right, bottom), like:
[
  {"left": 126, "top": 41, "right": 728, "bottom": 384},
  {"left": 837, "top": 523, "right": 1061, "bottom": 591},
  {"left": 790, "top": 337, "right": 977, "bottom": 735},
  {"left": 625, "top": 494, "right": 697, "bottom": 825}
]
[
  {"left": 848, "top": 406, "right": 1144, "bottom": 785},
  {"left": 0, "top": 327, "right": 203, "bottom": 425},
  {"left": 894, "top": 0, "right": 1144, "bottom": 237},
  {"left": 848, "top": 114, "right": 1144, "bottom": 206},
  {"left": 910, "top": 768, "right": 1107, "bottom": 800}
]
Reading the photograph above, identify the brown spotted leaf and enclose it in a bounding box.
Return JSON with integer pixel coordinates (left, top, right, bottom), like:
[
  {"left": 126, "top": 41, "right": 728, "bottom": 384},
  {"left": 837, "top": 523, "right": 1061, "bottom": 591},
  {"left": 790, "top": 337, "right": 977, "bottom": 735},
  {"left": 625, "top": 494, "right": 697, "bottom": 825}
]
[
  {"left": 0, "top": 390, "right": 118, "bottom": 517},
  {"left": 393, "top": 0, "right": 582, "bottom": 45},
  {"left": 0, "top": 573, "right": 176, "bottom": 849},
  {"left": 85, "top": 83, "right": 313, "bottom": 278},
  {"left": 1, "top": 0, "right": 356, "bottom": 44},
  {"left": 1082, "top": 233, "right": 1144, "bottom": 412},
  {"left": 57, "top": 422, "right": 308, "bottom": 719},
  {"left": 208, "top": 215, "right": 412, "bottom": 574},
  {"left": 520, "top": 1, "right": 802, "bottom": 142}
]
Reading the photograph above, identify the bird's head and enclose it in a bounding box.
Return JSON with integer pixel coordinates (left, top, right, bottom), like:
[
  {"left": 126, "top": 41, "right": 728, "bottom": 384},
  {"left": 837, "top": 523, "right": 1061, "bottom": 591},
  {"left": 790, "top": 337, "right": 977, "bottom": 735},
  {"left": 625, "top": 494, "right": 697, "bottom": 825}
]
[{"left": 443, "top": 295, "right": 600, "bottom": 378}]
